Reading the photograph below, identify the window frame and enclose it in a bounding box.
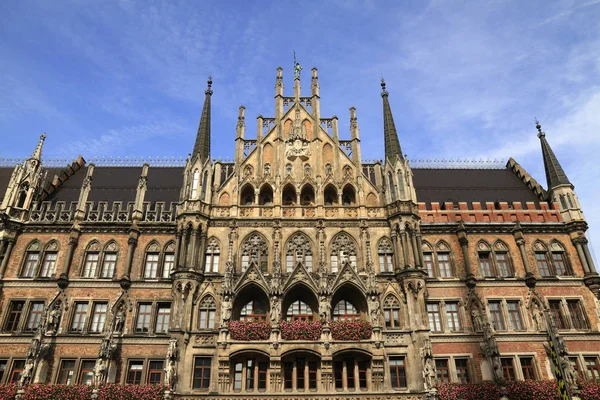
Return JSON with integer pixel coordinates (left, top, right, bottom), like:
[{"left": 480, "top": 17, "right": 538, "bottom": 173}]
[{"left": 389, "top": 356, "right": 407, "bottom": 389}]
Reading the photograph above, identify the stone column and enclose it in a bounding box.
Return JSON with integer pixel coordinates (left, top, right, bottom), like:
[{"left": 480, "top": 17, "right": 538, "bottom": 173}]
[
  {"left": 411, "top": 231, "right": 421, "bottom": 268},
  {"left": 123, "top": 228, "right": 139, "bottom": 278},
  {"left": 198, "top": 231, "right": 208, "bottom": 272},
  {"left": 400, "top": 230, "right": 410, "bottom": 268},
  {"left": 573, "top": 240, "right": 591, "bottom": 274},
  {"left": 0, "top": 239, "right": 14, "bottom": 278},
  {"left": 187, "top": 228, "right": 199, "bottom": 270},
  {"left": 582, "top": 241, "right": 597, "bottom": 274},
  {"left": 174, "top": 229, "right": 183, "bottom": 268}
]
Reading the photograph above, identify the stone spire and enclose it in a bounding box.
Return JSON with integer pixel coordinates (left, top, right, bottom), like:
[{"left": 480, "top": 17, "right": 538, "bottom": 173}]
[
  {"left": 536, "top": 120, "right": 572, "bottom": 189},
  {"left": 381, "top": 79, "right": 403, "bottom": 163},
  {"left": 30, "top": 133, "right": 46, "bottom": 161},
  {"left": 192, "top": 77, "right": 213, "bottom": 164}
]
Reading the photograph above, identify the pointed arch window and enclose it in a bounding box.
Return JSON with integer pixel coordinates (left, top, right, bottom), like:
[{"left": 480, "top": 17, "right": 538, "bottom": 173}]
[
  {"left": 200, "top": 170, "right": 208, "bottom": 200},
  {"left": 144, "top": 242, "right": 161, "bottom": 279},
  {"left": 82, "top": 241, "right": 101, "bottom": 278},
  {"left": 330, "top": 233, "right": 357, "bottom": 273},
  {"left": 100, "top": 242, "right": 118, "bottom": 278},
  {"left": 20, "top": 241, "right": 41, "bottom": 278},
  {"left": 332, "top": 300, "right": 360, "bottom": 321},
  {"left": 383, "top": 295, "right": 402, "bottom": 328},
  {"left": 40, "top": 241, "right": 59, "bottom": 278},
  {"left": 550, "top": 241, "right": 571, "bottom": 276},
  {"left": 240, "top": 233, "right": 268, "bottom": 273},
  {"left": 204, "top": 238, "right": 220, "bottom": 273},
  {"left": 477, "top": 240, "right": 514, "bottom": 278},
  {"left": 285, "top": 233, "right": 313, "bottom": 272},
  {"left": 17, "top": 182, "right": 29, "bottom": 208},
  {"left": 534, "top": 240, "right": 572, "bottom": 277},
  {"left": 286, "top": 300, "right": 313, "bottom": 322},
  {"left": 198, "top": 296, "right": 216, "bottom": 329},
  {"left": 162, "top": 242, "right": 176, "bottom": 278},
  {"left": 378, "top": 238, "right": 394, "bottom": 272},
  {"left": 191, "top": 169, "right": 200, "bottom": 199},
  {"left": 239, "top": 301, "right": 267, "bottom": 322},
  {"left": 387, "top": 172, "right": 396, "bottom": 202},
  {"left": 396, "top": 170, "right": 406, "bottom": 199},
  {"left": 422, "top": 241, "right": 454, "bottom": 278}
]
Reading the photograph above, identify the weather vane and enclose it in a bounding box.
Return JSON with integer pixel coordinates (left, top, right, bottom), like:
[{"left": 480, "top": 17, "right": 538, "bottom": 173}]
[{"left": 293, "top": 51, "right": 302, "bottom": 79}]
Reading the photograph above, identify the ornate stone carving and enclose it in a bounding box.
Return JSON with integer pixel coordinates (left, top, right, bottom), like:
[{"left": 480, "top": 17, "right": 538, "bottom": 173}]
[{"left": 285, "top": 108, "right": 311, "bottom": 161}]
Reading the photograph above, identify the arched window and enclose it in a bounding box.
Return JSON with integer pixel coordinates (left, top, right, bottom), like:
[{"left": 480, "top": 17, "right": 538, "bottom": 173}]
[
  {"left": 330, "top": 233, "right": 357, "bottom": 272},
  {"left": 286, "top": 163, "right": 292, "bottom": 176},
  {"left": 21, "top": 241, "right": 41, "bottom": 278},
  {"left": 204, "top": 238, "right": 220, "bottom": 273},
  {"left": 422, "top": 241, "right": 435, "bottom": 277},
  {"left": 383, "top": 295, "right": 402, "bottom": 328},
  {"left": 550, "top": 241, "right": 571, "bottom": 276},
  {"left": 342, "top": 185, "right": 356, "bottom": 206},
  {"left": 200, "top": 170, "right": 208, "bottom": 200},
  {"left": 191, "top": 169, "right": 200, "bottom": 199},
  {"left": 300, "top": 185, "right": 315, "bottom": 206},
  {"left": 387, "top": 172, "right": 396, "bottom": 202},
  {"left": 282, "top": 184, "right": 296, "bottom": 206},
  {"left": 239, "top": 300, "right": 268, "bottom": 322},
  {"left": 143, "top": 241, "right": 161, "bottom": 278},
  {"left": 40, "top": 241, "right": 59, "bottom": 278},
  {"left": 282, "top": 352, "right": 320, "bottom": 391},
  {"left": 162, "top": 242, "right": 175, "bottom": 278},
  {"left": 100, "top": 241, "right": 118, "bottom": 278},
  {"left": 240, "top": 184, "right": 255, "bottom": 206},
  {"left": 332, "top": 300, "right": 359, "bottom": 321},
  {"left": 286, "top": 300, "right": 313, "bottom": 322},
  {"left": 559, "top": 194, "right": 568, "bottom": 210},
  {"left": 17, "top": 183, "right": 29, "bottom": 208},
  {"left": 259, "top": 184, "right": 273, "bottom": 206},
  {"left": 198, "top": 296, "right": 216, "bottom": 329},
  {"left": 285, "top": 232, "right": 313, "bottom": 272},
  {"left": 377, "top": 238, "right": 394, "bottom": 273},
  {"left": 323, "top": 184, "right": 338, "bottom": 206},
  {"left": 333, "top": 352, "right": 371, "bottom": 390},
  {"left": 231, "top": 352, "right": 270, "bottom": 392},
  {"left": 477, "top": 240, "right": 514, "bottom": 278},
  {"left": 533, "top": 241, "right": 551, "bottom": 277},
  {"left": 240, "top": 233, "right": 268, "bottom": 273},
  {"left": 422, "top": 241, "right": 453, "bottom": 278},
  {"left": 82, "top": 241, "right": 101, "bottom": 278},
  {"left": 397, "top": 170, "right": 406, "bottom": 198}
]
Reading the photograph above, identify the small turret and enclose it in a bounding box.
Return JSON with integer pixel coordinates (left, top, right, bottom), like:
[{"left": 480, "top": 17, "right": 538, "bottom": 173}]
[{"left": 192, "top": 77, "right": 213, "bottom": 166}]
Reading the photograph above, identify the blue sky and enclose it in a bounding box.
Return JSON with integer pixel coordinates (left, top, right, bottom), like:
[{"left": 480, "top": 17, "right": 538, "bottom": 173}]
[{"left": 1, "top": 0, "right": 599, "bottom": 257}]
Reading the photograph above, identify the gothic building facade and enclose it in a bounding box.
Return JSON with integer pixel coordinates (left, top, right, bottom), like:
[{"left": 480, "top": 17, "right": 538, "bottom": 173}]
[{"left": 0, "top": 66, "right": 599, "bottom": 399}]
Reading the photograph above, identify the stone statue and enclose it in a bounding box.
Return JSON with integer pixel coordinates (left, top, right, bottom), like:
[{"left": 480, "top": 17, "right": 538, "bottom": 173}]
[
  {"left": 531, "top": 304, "right": 545, "bottom": 331},
  {"left": 319, "top": 295, "right": 330, "bottom": 322},
  {"left": 492, "top": 356, "right": 503, "bottom": 380},
  {"left": 221, "top": 295, "right": 232, "bottom": 326},
  {"left": 46, "top": 303, "right": 62, "bottom": 335},
  {"left": 561, "top": 357, "right": 578, "bottom": 385},
  {"left": 368, "top": 295, "right": 381, "bottom": 326},
  {"left": 423, "top": 358, "right": 436, "bottom": 390},
  {"left": 93, "top": 358, "right": 107, "bottom": 388},
  {"left": 165, "top": 359, "right": 176, "bottom": 388},
  {"left": 27, "top": 337, "right": 40, "bottom": 358},
  {"left": 20, "top": 358, "right": 34, "bottom": 386},
  {"left": 113, "top": 305, "right": 125, "bottom": 334},
  {"left": 471, "top": 309, "right": 483, "bottom": 332},
  {"left": 167, "top": 338, "right": 178, "bottom": 361},
  {"left": 270, "top": 297, "right": 281, "bottom": 324},
  {"left": 293, "top": 60, "right": 302, "bottom": 79}
]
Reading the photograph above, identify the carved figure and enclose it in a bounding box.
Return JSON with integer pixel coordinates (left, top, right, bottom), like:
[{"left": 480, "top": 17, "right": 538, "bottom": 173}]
[
  {"left": 27, "top": 337, "right": 40, "bottom": 358},
  {"left": 113, "top": 306, "right": 125, "bottom": 334},
  {"left": 270, "top": 297, "right": 281, "bottom": 324},
  {"left": 93, "top": 358, "right": 107, "bottom": 387},
  {"left": 319, "top": 295, "right": 330, "bottom": 321},
  {"left": 221, "top": 295, "right": 232, "bottom": 325},
  {"left": 561, "top": 357, "right": 578, "bottom": 385},
  {"left": 471, "top": 309, "right": 483, "bottom": 332},
  {"left": 167, "top": 338, "right": 178, "bottom": 361},
  {"left": 368, "top": 295, "right": 381, "bottom": 326},
  {"left": 46, "top": 303, "right": 62, "bottom": 335},
  {"left": 491, "top": 357, "right": 503, "bottom": 380},
  {"left": 423, "top": 358, "right": 436, "bottom": 390},
  {"left": 20, "top": 358, "right": 34, "bottom": 386},
  {"left": 165, "top": 359, "right": 176, "bottom": 388},
  {"left": 531, "top": 304, "right": 545, "bottom": 331}
]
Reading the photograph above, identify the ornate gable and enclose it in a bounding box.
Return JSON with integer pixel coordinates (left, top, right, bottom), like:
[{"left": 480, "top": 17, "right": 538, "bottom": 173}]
[
  {"left": 282, "top": 261, "right": 318, "bottom": 294},
  {"left": 234, "top": 261, "right": 269, "bottom": 293},
  {"left": 331, "top": 261, "right": 366, "bottom": 294}
]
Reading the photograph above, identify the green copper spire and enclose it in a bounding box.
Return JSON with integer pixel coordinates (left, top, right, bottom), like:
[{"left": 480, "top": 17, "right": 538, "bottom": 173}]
[
  {"left": 193, "top": 77, "right": 213, "bottom": 163},
  {"left": 536, "top": 120, "right": 572, "bottom": 189},
  {"left": 381, "top": 78, "right": 403, "bottom": 162}
]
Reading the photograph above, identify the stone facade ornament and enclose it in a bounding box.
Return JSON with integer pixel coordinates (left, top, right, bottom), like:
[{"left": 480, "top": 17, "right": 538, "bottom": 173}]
[
  {"left": 368, "top": 295, "right": 382, "bottom": 326},
  {"left": 45, "top": 302, "right": 62, "bottom": 335},
  {"left": 285, "top": 109, "right": 311, "bottom": 161},
  {"left": 221, "top": 295, "right": 232, "bottom": 326},
  {"left": 165, "top": 338, "right": 179, "bottom": 389}
]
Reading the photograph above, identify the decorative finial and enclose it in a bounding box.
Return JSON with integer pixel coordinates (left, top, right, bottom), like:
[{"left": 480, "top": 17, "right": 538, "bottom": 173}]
[
  {"left": 535, "top": 118, "right": 544, "bottom": 138},
  {"left": 380, "top": 77, "right": 388, "bottom": 96},
  {"left": 205, "top": 76, "right": 213, "bottom": 95},
  {"left": 293, "top": 51, "right": 302, "bottom": 79}
]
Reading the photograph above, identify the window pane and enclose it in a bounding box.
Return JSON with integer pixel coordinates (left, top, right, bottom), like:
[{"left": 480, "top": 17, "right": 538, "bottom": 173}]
[
  {"left": 427, "top": 303, "right": 442, "bottom": 332},
  {"left": 163, "top": 253, "right": 175, "bottom": 278},
  {"left": 495, "top": 253, "right": 511, "bottom": 277},
  {"left": 100, "top": 253, "right": 117, "bottom": 278},
  {"left": 436, "top": 359, "right": 450, "bottom": 382},
  {"left": 90, "top": 303, "right": 107, "bottom": 333},
  {"left": 136, "top": 304, "right": 152, "bottom": 333},
  {"left": 156, "top": 304, "right": 171, "bottom": 333},
  {"left": 507, "top": 301, "right": 523, "bottom": 331},
  {"left": 488, "top": 302, "right": 505, "bottom": 331},
  {"left": 535, "top": 253, "right": 551, "bottom": 277},
  {"left": 40, "top": 253, "right": 57, "bottom": 277},
  {"left": 83, "top": 253, "right": 99, "bottom": 278},
  {"left": 552, "top": 253, "right": 569, "bottom": 276},
  {"left": 389, "top": 358, "right": 406, "bottom": 388},
  {"left": 127, "top": 361, "right": 144, "bottom": 384},
  {"left": 520, "top": 357, "right": 536, "bottom": 380},
  {"left": 22, "top": 253, "right": 39, "bottom": 277},
  {"left": 437, "top": 253, "right": 452, "bottom": 277},
  {"left": 567, "top": 300, "right": 588, "bottom": 330},
  {"left": 58, "top": 360, "right": 76, "bottom": 385},
  {"left": 455, "top": 359, "right": 470, "bottom": 383},
  {"left": 479, "top": 253, "right": 493, "bottom": 277},
  {"left": 148, "top": 360, "right": 164, "bottom": 384},
  {"left": 5, "top": 301, "right": 25, "bottom": 332},
  {"left": 25, "top": 302, "right": 45, "bottom": 331},
  {"left": 445, "top": 302, "right": 461, "bottom": 331},
  {"left": 79, "top": 360, "right": 95, "bottom": 385},
  {"left": 549, "top": 301, "right": 566, "bottom": 329},
  {"left": 144, "top": 253, "right": 159, "bottom": 278},
  {"left": 424, "top": 254, "right": 435, "bottom": 277},
  {"left": 71, "top": 303, "right": 89, "bottom": 332}
]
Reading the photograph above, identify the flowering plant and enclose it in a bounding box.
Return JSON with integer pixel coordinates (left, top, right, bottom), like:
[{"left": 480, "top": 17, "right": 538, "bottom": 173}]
[
  {"left": 229, "top": 320, "right": 271, "bottom": 341},
  {"left": 280, "top": 320, "right": 322, "bottom": 340},
  {"left": 0, "top": 384, "right": 166, "bottom": 400},
  {"left": 0, "top": 385, "right": 17, "bottom": 400},
  {"left": 438, "top": 380, "right": 600, "bottom": 400},
  {"left": 330, "top": 320, "right": 372, "bottom": 341},
  {"left": 22, "top": 384, "right": 92, "bottom": 400},
  {"left": 96, "top": 384, "right": 167, "bottom": 400}
]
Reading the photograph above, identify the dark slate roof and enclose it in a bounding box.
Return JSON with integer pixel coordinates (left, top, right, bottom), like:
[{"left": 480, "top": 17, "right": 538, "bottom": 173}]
[
  {"left": 412, "top": 168, "right": 541, "bottom": 205},
  {"left": 0, "top": 167, "right": 13, "bottom": 202},
  {"left": 44, "top": 167, "right": 86, "bottom": 205},
  {"left": 87, "top": 167, "right": 142, "bottom": 204},
  {"left": 146, "top": 167, "right": 183, "bottom": 205}
]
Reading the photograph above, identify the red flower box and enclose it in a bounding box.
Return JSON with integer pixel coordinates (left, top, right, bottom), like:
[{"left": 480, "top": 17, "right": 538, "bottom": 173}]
[
  {"left": 280, "top": 320, "right": 322, "bottom": 340},
  {"left": 330, "top": 320, "right": 372, "bottom": 341},
  {"left": 229, "top": 320, "right": 271, "bottom": 341}
]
